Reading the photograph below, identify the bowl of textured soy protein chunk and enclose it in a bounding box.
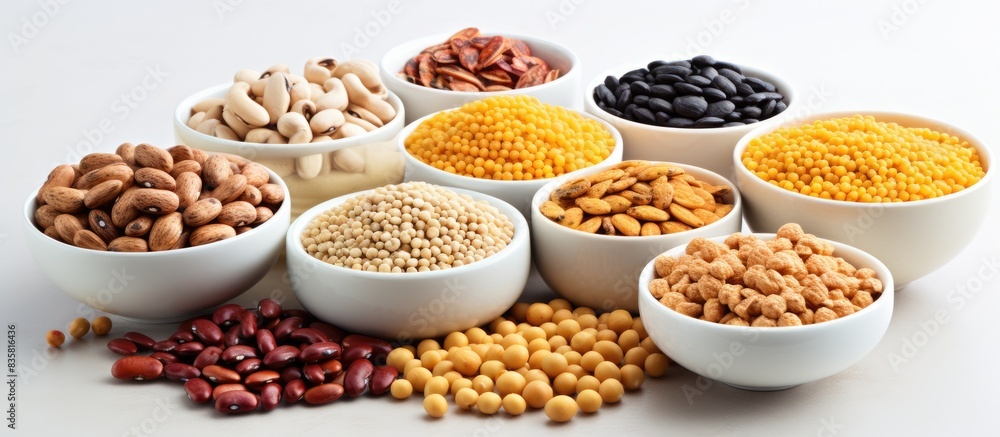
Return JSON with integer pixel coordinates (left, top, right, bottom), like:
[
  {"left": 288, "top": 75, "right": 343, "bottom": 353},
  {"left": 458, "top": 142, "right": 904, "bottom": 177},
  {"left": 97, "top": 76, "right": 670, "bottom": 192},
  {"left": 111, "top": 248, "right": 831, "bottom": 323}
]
[
  {"left": 734, "top": 112, "right": 993, "bottom": 288},
  {"left": 400, "top": 95, "right": 622, "bottom": 219},
  {"left": 585, "top": 55, "right": 797, "bottom": 181},
  {"left": 286, "top": 181, "right": 530, "bottom": 339}
]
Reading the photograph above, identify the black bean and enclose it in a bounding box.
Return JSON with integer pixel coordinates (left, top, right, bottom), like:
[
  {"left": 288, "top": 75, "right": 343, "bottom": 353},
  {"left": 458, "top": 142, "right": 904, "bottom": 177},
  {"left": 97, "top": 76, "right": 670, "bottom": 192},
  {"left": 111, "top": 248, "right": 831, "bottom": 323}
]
[
  {"left": 614, "top": 84, "right": 630, "bottom": 101},
  {"left": 665, "top": 117, "right": 695, "bottom": 128},
  {"left": 730, "top": 96, "right": 745, "bottom": 106},
  {"left": 604, "top": 75, "right": 619, "bottom": 91},
  {"left": 633, "top": 107, "right": 656, "bottom": 124},
  {"left": 742, "top": 106, "right": 762, "bottom": 119},
  {"left": 654, "top": 112, "right": 672, "bottom": 126},
  {"left": 653, "top": 65, "right": 692, "bottom": 77},
  {"left": 625, "top": 67, "right": 648, "bottom": 77},
  {"left": 672, "top": 95, "right": 707, "bottom": 118},
  {"left": 743, "top": 118, "right": 760, "bottom": 124},
  {"left": 603, "top": 107, "right": 624, "bottom": 118},
  {"left": 699, "top": 66, "right": 719, "bottom": 80},
  {"left": 761, "top": 99, "right": 777, "bottom": 118},
  {"left": 624, "top": 103, "right": 639, "bottom": 119},
  {"left": 645, "top": 73, "right": 655, "bottom": 83},
  {"left": 650, "top": 84, "right": 676, "bottom": 99},
  {"left": 630, "top": 81, "right": 651, "bottom": 96},
  {"left": 666, "top": 60, "right": 692, "bottom": 68},
  {"left": 711, "top": 75, "right": 737, "bottom": 98},
  {"left": 691, "top": 55, "right": 716, "bottom": 68},
  {"left": 594, "top": 85, "right": 616, "bottom": 107},
  {"left": 674, "top": 82, "right": 702, "bottom": 96},
  {"left": 633, "top": 94, "right": 650, "bottom": 107},
  {"left": 647, "top": 60, "right": 669, "bottom": 70},
  {"left": 621, "top": 72, "right": 644, "bottom": 84},
  {"left": 693, "top": 117, "right": 726, "bottom": 128},
  {"left": 736, "top": 82, "right": 755, "bottom": 97},
  {"left": 725, "top": 111, "right": 743, "bottom": 121},
  {"left": 746, "top": 92, "right": 783, "bottom": 104},
  {"left": 705, "top": 100, "right": 736, "bottom": 118},
  {"left": 744, "top": 77, "right": 776, "bottom": 92},
  {"left": 615, "top": 87, "right": 632, "bottom": 111},
  {"left": 717, "top": 68, "right": 745, "bottom": 84},
  {"left": 647, "top": 97, "right": 672, "bottom": 114},
  {"left": 713, "top": 61, "right": 742, "bottom": 74},
  {"left": 654, "top": 74, "right": 684, "bottom": 84},
  {"left": 686, "top": 75, "right": 712, "bottom": 87},
  {"left": 702, "top": 87, "right": 727, "bottom": 102},
  {"left": 723, "top": 122, "right": 746, "bottom": 127},
  {"left": 775, "top": 101, "right": 787, "bottom": 113}
]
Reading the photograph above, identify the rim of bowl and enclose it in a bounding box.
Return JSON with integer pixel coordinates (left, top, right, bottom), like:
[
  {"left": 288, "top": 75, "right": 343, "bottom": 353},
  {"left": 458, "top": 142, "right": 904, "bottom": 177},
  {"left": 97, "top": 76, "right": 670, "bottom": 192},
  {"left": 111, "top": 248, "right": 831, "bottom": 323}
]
[
  {"left": 173, "top": 83, "right": 406, "bottom": 155},
  {"left": 638, "top": 233, "right": 895, "bottom": 333},
  {"left": 23, "top": 165, "right": 291, "bottom": 257},
  {"left": 585, "top": 61, "right": 799, "bottom": 134},
  {"left": 530, "top": 161, "right": 743, "bottom": 241},
  {"left": 287, "top": 184, "right": 529, "bottom": 281},
  {"left": 380, "top": 31, "right": 580, "bottom": 98},
  {"left": 732, "top": 110, "right": 995, "bottom": 209},
  {"left": 398, "top": 105, "right": 623, "bottom": 187}
]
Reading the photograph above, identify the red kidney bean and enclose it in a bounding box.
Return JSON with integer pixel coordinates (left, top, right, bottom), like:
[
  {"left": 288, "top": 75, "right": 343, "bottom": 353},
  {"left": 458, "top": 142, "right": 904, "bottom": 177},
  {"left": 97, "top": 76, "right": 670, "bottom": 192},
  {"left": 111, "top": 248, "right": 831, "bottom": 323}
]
[
  {"left": 273, "top": 317, "right": 305, "bottom": 341},
  {"left": 191, "top": 319, "right": 223, "bottom": 345},
  {"left": 224, "top": 325, "right": 243, "bottom": 347},
  {"left": 184, "top": 378, "right": 213, "bottom": 404},
  {"left": 152, "top": 339, "right": 179, "bottom": 353},
  {"left": 239, "top": 311, "right": 259, "bottom": 338},
  {"left": 319, "top": 360, "right": 343, "bottom": 381},
  {"left": 212, "top": 303, "right": 246, "bottom": 328},
  {"left": 279, "top": 366, "right": 303, "bottom": 384},
  {"left": 343, "top": 359, "right": 374, "bottom": 397},
  {"left": 304, "top": 383, "right": 344, "bottom": 405},
  {"left": 111, "top": 356, "right": 164, "bottom": 381},
  {"left": 107, "top": 338, "right": 138, "bottom": 356},
  {"left": 341, "top": 335, "right": 392, "bottom": 361},
  {"left": 263, "top": 345, "right": 299, "bottom": 369},
  {"left": 149, "top": 352, "right": 180, "bottom": 365},
  {"left": 332, "top": 370, "right": 346, "bottom": 386},
  {"left": 290, "top": 327, "right": 328, "bottom": 344},
  {"left": 212, "top": 383, "right": 247, "bottom": 400},
  {"left": 300, "top": 342, "right": 341, "bottom": 363},
  {"left": 201, "top": 364, "right": 241, "bottom": 384},
  {"left": 260, "top": 382, "right": 282, "bottom": 411},
  {"left": 215, "top": 390, "right": 258, "bottom": 414},
  {"left": 169, "top": 330, "right": 195, "bottom": 344},
  {"left": 193, "top": 346, "right": 223, "bottom": 369},
  {"left": 244, "top": 370, "right": 280, "bottom": 390},
  {"left": 175, "top": 341, "right": 205, "bottom": 357},
  {"left": 309, "top": 322, "right": 346, "bottom": 344},
  {"left": 235, "top": 358, "right": 263, "bottom": 376},
  {"left": 303, "top": 363, "right": 325, "bottom": 386},
  {"left": 255, "top": 329, "right": 277, "bottom": 355},
  {"left": 261, "top": 317, "right": 280, "bottom": 331},
  {"left": 283, "top": 379, "right": 306, "bottom": 404},
  {"left": 369, "top": 365, "right": 398, "bottom": 396},
  {"left": 281, "top": 309, "right": 312, "bottom": 323},
  {"left": 123, "top": 332, "right": 155, "bottom": 349},
  {"left": 341, "top": 344, "right": 372, "bottom": 366},
  {"left": 222, "top": 345, "right": 258, "bottom": 362},
  {"left": 178, "top": 314, "right": 211, "bottom": 333},
  {"left": 257, "top": 298, "right": 282, "bottom": 319},
  {"left": 164, "top": 362, "right": 201, "bottom": 382}
]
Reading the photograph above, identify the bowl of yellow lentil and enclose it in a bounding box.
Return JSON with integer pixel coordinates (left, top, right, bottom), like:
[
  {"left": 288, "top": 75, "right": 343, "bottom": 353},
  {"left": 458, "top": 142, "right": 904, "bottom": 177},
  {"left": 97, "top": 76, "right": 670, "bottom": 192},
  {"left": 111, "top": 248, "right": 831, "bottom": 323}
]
[
  {"left": 286, "top": 182, "right": 530, "bottom": 340},
  {"left": 733, "top": 112, "right": 994, "bottom": 288},
  {"left": 399, "top": 95, "right": 624, "bottom": 219}
]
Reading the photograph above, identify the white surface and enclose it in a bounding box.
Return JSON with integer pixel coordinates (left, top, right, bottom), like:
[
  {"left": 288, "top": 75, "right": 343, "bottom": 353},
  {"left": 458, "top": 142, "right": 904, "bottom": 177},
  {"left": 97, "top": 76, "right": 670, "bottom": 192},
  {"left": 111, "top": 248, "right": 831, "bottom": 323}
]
[{"left": 1, "top": 0, "right": 997, "bottom": 435}]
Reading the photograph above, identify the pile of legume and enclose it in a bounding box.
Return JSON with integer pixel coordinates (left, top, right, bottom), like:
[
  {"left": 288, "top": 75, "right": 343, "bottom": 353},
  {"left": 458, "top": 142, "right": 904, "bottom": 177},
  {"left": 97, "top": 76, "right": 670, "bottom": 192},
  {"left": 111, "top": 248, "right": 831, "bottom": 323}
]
[
  {"left": 387, "top": 299, "right": 670, "bottom": 421},
  {"left": 404, "top": 96, "right": 616, "bottom": 180},
  {"left": 741, "top": 115, "right": 986, "bottom": 202},
  {"left": 301, "top": 182, "right": 515, "bottom": 272}
]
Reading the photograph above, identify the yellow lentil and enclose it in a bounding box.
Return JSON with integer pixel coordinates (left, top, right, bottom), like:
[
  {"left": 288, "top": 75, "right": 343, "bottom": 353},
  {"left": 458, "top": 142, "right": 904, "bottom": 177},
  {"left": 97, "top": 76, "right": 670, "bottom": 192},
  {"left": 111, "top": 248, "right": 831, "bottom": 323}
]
[
  {"left": 404, "top": 96, "right": 616, "bottom": 180},
  {"left": 742, "top": 115, "right": 985, "bottom": 202}
]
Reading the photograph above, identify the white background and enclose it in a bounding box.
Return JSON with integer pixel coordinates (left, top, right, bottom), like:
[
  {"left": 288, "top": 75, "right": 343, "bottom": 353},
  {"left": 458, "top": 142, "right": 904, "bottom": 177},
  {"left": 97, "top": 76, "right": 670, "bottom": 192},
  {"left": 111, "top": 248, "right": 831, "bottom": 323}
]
[{"left": 2, "top": 0, "right": 998, "bottom": 435}]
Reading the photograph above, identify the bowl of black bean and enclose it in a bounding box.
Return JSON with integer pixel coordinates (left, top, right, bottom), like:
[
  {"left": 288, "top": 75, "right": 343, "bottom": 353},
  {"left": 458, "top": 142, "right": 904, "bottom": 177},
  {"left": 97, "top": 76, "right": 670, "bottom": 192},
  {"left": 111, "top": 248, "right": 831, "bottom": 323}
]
[{"left": 585, "top": 56, "right": 797, "bottom": 181}]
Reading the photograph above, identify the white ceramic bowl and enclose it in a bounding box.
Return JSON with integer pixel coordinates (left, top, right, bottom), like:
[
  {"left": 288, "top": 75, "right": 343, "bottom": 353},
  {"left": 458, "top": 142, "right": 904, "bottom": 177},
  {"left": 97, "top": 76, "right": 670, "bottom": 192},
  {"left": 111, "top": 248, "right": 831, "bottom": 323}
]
[
  {"left": 286, "top": 186, "right": 530, "bottom": 340},
  {"left": 399, "top": 108, "right": 624, "bottom": 220},
  {"left": 531, "top": 162, "right": 742, "bottom": 313},
  {"left": 380, "top": 31, "right": 582, "bottom": 124},
  {"left": 23, "top": 168, "right": 291, "bottom": 322},
  {"left": 638, "top": 234, "right": 894, "bottom": 390},
  {"left": 173, "top": 83, "right": 406, "bottom": 217},
  {"left": 585, "top": 61, "right": 798, "bottom": 181},
  {"left": 733, "top": 111, "right": 995, "bottom": 288}
]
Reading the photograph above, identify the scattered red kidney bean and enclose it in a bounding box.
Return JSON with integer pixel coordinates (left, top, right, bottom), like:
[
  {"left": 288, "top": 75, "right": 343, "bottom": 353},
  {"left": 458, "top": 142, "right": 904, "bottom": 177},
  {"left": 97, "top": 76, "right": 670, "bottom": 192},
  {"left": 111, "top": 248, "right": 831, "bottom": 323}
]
[{"left": 106, "top": 300, "right": 395, "bottom": 415}]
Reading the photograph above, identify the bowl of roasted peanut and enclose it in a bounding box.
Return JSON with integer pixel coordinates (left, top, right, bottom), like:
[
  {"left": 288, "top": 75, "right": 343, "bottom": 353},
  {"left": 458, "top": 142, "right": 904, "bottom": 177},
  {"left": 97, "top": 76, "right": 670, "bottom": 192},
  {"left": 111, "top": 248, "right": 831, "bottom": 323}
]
[
  {"left": 637, "top": 224, "right": 894, "bottom": 390},
  {"left": 531, "top": 160, "right": 743, "bottom": 313},
  {"left": 173, "top": 58, "right": 406, "bottom": 218},
  {"left": 381, "top": 27, "right": 583, "bottom": 124}
]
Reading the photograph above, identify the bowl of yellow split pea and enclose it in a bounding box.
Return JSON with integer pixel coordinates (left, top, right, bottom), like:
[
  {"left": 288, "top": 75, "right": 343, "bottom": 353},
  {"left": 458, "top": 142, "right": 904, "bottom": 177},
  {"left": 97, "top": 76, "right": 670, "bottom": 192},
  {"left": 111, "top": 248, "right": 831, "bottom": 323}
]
[{"left": 734, "top": 111, "right": 994, "bottom": 288}]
